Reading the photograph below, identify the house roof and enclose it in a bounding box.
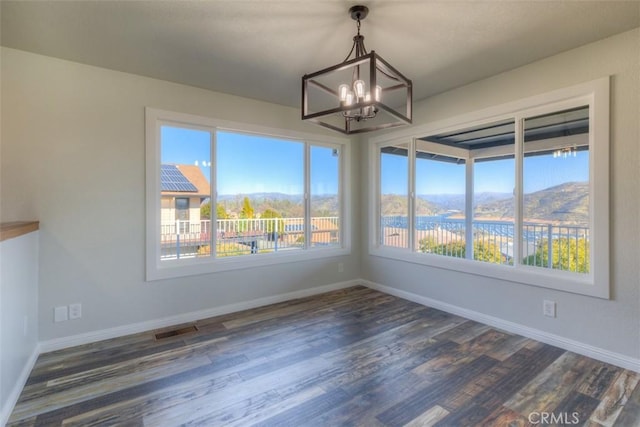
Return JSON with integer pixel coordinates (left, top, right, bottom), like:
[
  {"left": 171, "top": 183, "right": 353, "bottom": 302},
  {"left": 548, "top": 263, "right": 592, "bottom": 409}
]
[{"left": 161, "top": 164, "right": 210, "bottom": 197}]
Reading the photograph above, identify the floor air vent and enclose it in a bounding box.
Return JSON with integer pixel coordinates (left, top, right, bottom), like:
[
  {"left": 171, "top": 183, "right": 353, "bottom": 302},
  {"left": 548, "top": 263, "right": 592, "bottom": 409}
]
[{"left": 154, "top": 324, "right": 199, "bottom": 340}]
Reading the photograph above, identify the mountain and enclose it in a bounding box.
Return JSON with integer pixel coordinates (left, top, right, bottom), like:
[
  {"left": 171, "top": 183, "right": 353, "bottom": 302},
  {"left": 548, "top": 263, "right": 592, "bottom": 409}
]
[
  {"left": 417, "top": 192, "right": 511, "bottom": 213},
  {"left": 217, "top": 193, "right": 339, "bottom": 217},
  {"left": 215, "top": 182, "right": 588, "bottom": 225},
  {"left": 475, "top": 182, "right": 588, "bottom": 225},
  {"left": 381, "top": 194, "right": 440, "bottom": 216}
]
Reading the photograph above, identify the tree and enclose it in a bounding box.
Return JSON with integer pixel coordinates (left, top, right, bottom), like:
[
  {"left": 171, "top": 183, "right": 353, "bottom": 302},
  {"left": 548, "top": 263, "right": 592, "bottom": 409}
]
[
  {"left": 522, "top": 237, "right": 589, "bottom": 273},
  {"left": 200, "top": 201, "right": 211, "bottom": 219},
  {"left": 261, "top": 208, "right": 285, "bottom": 240},
  {"left": 472, "top": 240, "right": 504, "bottom": 264},
  {"left": 240, "top": 197, "right": 255, "bottom": 219},
  {"left": 200, "top": 202, "right": 229, "bottom": 220},
  {"left": 237, "top": 197, "right": 255, "bottom": 232},
  {"left": 216, "top": 204, "right": 229, "bottom": 219},
  {"left": 418, "top": 238, "right": 505, "bottom": 264}
]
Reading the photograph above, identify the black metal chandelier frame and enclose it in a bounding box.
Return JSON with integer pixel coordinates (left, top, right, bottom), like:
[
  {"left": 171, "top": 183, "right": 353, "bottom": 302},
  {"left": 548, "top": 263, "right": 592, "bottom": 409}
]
[{"left": 301, "top": 5, "right": 412, "bottom": 135}]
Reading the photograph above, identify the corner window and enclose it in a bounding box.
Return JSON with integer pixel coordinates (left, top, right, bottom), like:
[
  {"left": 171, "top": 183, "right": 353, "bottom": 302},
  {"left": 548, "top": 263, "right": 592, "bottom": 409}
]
[
  {"left": 370, "top": 78, "right": 609, "bottom": 298},
  {"left": 146, "top": 109, "right": 349, "bottom": 280}
]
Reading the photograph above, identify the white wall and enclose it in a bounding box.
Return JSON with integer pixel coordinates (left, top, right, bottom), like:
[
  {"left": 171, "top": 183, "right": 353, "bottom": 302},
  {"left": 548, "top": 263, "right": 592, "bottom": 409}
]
[
  {"left": 361, "top": 29, "right": 640, "bottom": 359},
  {"left": 0, "top": 231, "right": 39, "bottom": 426},
  {"left": 0, "top": 47, "right": 361, "bottom": 343}
]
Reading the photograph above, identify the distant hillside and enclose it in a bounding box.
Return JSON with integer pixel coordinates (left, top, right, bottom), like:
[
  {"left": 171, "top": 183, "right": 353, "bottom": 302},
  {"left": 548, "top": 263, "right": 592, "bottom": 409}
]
[
  {"left": 418, "top": 192, "right": 511, "bottom": 213},
  {"left": 217, "top": 193, "right": 338, "bottom": 217},
  {"left": 381, "top": 195, "right": 439, "bottom": 216},
  {"left": 216, "top": 182, "right": 588, "bottom": 224},
  {"left": 475, "top": 182, "right": 588, "bottom": 225},
  {"left": 385, "top": 182, "right": 588, "bottom": 225}
]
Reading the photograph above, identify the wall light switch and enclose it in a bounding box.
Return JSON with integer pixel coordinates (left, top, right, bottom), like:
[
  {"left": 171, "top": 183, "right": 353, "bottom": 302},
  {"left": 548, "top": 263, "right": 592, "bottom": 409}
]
[{"left": 54, "top": 306, "right": 68, "bottom": 322}]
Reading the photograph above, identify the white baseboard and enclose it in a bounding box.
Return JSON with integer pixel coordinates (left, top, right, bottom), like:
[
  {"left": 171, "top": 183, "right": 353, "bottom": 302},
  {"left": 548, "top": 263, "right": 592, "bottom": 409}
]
[
  {"left": 39, "top": 279, "right": 360, "bottom": 353},
  {"left": 1, "top": 344, "right": 39, "bottom": 427},
  {"left": 361, "top": 279, "right": 640, "bottom": 373}
]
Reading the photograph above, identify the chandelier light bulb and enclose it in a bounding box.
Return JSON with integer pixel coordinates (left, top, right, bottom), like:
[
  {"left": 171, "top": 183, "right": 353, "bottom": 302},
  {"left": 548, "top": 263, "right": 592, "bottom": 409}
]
[
  {"left": 338, "top": 84, "right": 350, "bottom": 102},
  {"left": 354, "top": 80, "right": 366, "bottom": 99},
  {"left": 363, "top": 93, "right": 372, "bottom": 115},
  {"left": 345, "top": 91, "right": 355, "bottom": 106},
  {"left": 375, "top": 85, "right": 382, "bottom": 102}
]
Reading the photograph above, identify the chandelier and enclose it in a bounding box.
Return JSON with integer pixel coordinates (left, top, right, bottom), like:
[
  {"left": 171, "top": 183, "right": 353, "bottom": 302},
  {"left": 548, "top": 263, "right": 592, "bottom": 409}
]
[
  {"left": 301, "top": 5, "right": 412, "bottom": 135},
  {"left": 553, "top": 146, "right": 577, "bottom": 158}
]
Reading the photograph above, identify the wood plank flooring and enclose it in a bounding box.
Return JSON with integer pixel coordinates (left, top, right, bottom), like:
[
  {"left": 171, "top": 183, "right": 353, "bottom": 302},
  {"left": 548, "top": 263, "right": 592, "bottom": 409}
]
[{"left": 7, "top": 286, "right": 640, "bottom": 426}]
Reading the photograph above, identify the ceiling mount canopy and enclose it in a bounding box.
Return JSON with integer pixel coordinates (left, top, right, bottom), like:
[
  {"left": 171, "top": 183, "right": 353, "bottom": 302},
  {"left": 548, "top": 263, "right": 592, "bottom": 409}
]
[{"left": 302, "top": 5, "right": 412, "bottom": 135}]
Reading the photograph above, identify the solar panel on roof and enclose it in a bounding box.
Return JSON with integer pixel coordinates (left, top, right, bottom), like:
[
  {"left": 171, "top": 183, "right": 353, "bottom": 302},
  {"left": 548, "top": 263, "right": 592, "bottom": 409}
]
[{"left": 160, "top": 165, "right": 198, "bottom": 192}]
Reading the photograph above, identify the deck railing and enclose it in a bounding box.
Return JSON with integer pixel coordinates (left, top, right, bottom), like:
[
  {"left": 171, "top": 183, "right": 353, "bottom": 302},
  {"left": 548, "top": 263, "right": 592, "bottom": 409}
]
[
  {"left": 160, "top": 217, "right": 340, "bottom": 259},
  {"left": 380, "top": 216, "right": 589, "bottom": 273}
]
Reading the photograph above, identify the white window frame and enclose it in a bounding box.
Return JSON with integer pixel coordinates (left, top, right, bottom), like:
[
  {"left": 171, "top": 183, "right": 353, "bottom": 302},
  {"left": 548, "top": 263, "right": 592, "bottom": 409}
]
[
  {"left": 146, "top": 108, "right": 350, "bottom": 281},
  {"left": 369, "top": 77, "right": 609, "bottom": 298}
]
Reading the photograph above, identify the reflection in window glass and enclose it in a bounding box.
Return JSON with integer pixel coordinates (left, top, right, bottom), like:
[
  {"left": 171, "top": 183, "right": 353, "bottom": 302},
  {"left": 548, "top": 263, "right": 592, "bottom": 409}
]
[
  {"left": 310, "top": 146, "right": 341, "bottom": 248},
  {"left": 415, "top": 152, "right": 466, "bottom": 257},
  {"left": 380, "top": 144, "right": 409, "bottom": 248},
  {"left": 522, "top": 107, "right": 590, "bottom": 273}
]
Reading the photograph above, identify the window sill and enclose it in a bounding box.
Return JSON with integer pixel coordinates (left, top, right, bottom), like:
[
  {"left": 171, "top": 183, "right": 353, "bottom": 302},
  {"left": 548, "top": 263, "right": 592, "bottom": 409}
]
[
  {"left": 369, "top": 247, "right": 608, "bottom": 299},
  {"left": 147, "top": 247, "right": 350, "bottom": 281}
]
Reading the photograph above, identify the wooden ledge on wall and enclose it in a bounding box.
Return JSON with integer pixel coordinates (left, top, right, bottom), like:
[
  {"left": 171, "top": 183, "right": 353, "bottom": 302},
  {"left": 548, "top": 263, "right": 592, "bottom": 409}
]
[{"left": 0, "top": 221, "right": 39, "bottom": 242}]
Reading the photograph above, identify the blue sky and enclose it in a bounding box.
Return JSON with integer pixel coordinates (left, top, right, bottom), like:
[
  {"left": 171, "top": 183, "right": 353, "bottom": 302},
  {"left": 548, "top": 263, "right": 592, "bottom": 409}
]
[
  {"left": 161, "top": 126, "right": 338, "bottom": 195},
  {"left": 161, "top": 125, "right": 587, "bottom": 197}
]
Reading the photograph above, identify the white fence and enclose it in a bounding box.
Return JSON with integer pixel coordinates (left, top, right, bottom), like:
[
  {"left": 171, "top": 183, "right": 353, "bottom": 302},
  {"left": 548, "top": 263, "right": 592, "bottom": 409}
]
[{"left": 160, "top": 217, "right": 340, "bottom": 259}]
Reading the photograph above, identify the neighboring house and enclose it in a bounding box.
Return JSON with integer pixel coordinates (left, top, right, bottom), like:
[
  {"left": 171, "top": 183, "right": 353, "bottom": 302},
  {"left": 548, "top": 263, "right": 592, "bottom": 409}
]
[
  {"left": 160, "top": 164, "right": 210, "bottom": 235},
  {"left": 279, "top": 217, "right": 340, "bottom": 246}
]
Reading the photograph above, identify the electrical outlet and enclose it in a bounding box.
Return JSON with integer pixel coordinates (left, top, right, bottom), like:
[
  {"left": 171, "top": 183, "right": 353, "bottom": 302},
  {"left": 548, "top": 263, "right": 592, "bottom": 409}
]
[
  {"left": 543, "top": 300, "right": 556, "bottom": 318},
  {"left": 54, "top": 306, "right": 68, "bottom": 322},
  {"left": 338, "top": 262, "right": 344, "bottom": 273},
  {"left": 69, "top": 303, "right": 82, "bottom": 320}
]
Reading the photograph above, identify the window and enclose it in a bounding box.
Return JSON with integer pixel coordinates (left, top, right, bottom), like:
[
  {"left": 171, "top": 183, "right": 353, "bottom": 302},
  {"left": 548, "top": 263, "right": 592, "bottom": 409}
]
[
  {"left": 146, "top": 109, "right": 349, "bottom": 280},
  {"left": 415, "top": 149, "right": 466, "bottom": 258},
  {"left": 370, "top": 78, "right": 609, "bottom": 298},
  {"left": 473, "top": 154, "right": 515, "bottom": 265},
  {"left": 521, "top": 107, "right": 590, "bottom": 274},
  {"left": 310, "top": 146, "right": 341, "bottom": 248},
  {"left": 379, "top": 141, "right": 410, "bottom": 249}
]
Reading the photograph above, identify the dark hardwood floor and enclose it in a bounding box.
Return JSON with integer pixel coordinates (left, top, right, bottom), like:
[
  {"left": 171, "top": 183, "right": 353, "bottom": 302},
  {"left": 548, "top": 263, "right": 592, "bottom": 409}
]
[{"left": 7, "top": 286, "right": 640, "bottom": 426}]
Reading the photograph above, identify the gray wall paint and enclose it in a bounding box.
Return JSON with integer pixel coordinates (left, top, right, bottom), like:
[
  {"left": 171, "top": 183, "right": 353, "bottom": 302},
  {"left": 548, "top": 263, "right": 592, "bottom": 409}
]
[
  {"left": 1, "top": 47, "right": 360, "bottom": 342},
  {"left": 361, "top": 29, "right": 640, "bottom": 358}
]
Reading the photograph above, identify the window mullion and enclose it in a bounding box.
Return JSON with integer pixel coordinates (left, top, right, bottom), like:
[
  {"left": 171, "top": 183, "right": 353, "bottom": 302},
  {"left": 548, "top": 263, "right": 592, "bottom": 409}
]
[
  {"left": 514, "top": 116, "right": 524, "bottom": 266},
  {"left": 465, "top": 159, "right": 474, "bottom": 260},
  {"left": 304, "top": 142, "right": 311, "bottom": 250},
  {"left": 210, "top": 129, "right": 217, "bottom": 258},
  {"left": 408, "top": 138, "right": 416, "bottom": 252}
]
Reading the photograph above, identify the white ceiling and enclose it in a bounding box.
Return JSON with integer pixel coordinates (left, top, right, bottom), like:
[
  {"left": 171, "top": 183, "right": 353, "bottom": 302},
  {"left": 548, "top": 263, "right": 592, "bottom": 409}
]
[{"left": 2, "top": 1, "right": 639, "bottom": 108}]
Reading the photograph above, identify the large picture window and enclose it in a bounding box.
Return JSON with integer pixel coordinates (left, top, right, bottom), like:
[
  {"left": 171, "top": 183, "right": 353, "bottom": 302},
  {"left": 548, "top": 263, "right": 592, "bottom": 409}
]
[
  {"left": 146, "top": 109, "right": 349, "bottom": 280},
  {"left": 370, "top": 78, "right": 609, "bottom": 298}
]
